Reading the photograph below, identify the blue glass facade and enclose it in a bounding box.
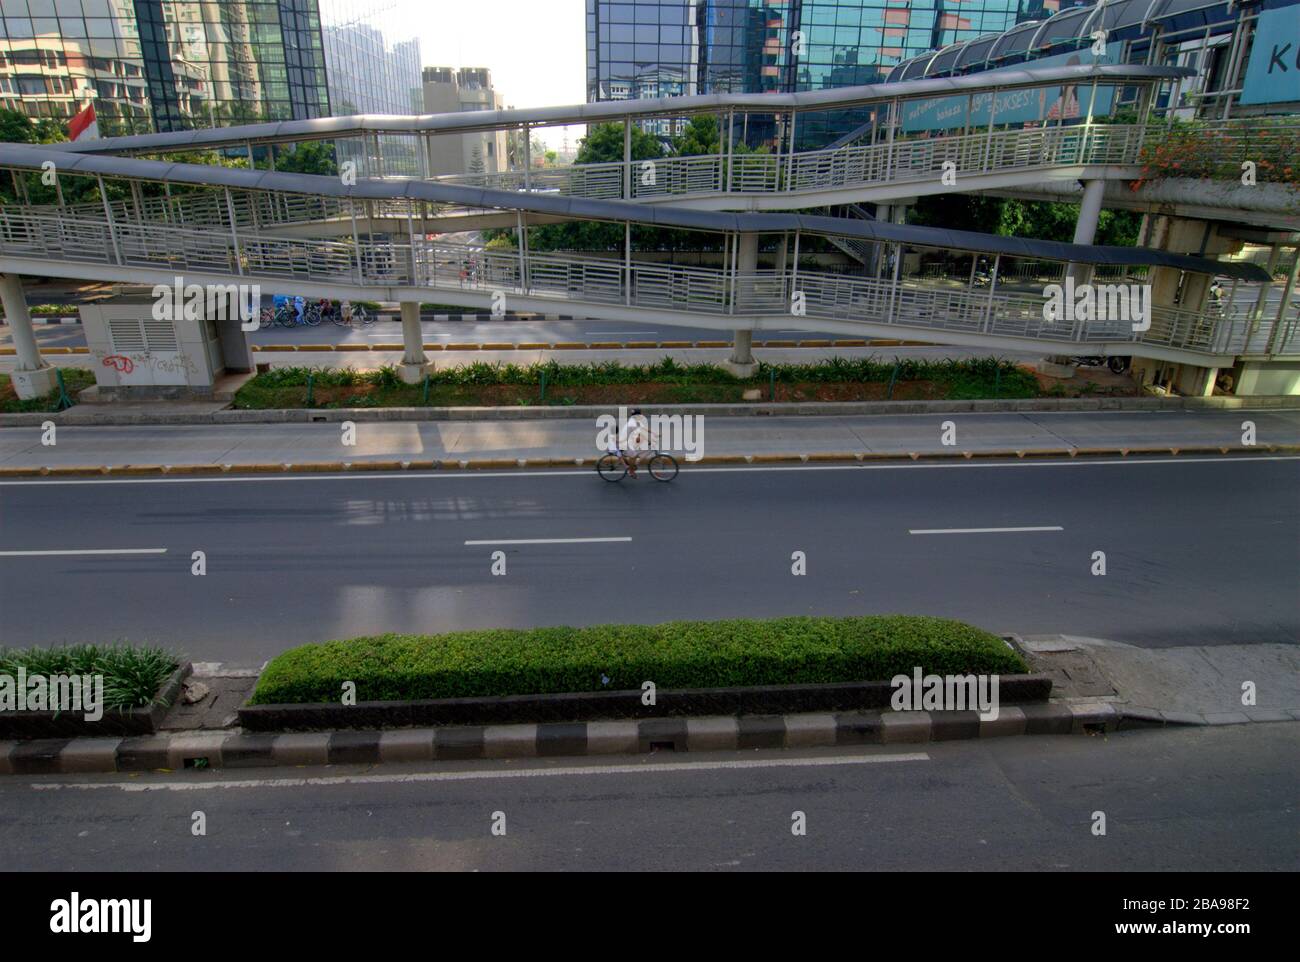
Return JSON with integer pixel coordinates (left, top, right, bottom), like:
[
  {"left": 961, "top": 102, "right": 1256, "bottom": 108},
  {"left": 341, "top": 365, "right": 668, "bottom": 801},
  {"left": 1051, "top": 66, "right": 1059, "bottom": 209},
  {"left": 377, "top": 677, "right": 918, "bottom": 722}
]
[
  {"left": 0, "top": 0, "right": 417, "bottom": 135},
  {"left": 587, "top": 0, "right": 1038, "bottom": 143}
]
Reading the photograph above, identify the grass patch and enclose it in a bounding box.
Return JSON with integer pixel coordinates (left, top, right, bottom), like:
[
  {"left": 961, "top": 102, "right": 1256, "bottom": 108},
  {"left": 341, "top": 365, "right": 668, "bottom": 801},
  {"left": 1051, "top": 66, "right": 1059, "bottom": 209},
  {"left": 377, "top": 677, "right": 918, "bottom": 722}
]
[
  {"left": 249, "top": 615, "right": 1027, "bottom": 704},
  {"left": 0, "top": 644, "right": 181, "bottom": 710},
  {"left": 233, "top": 357, "right": 1047, "bottom": 409},
  {"left": 0, "top": 369, "right": 94, "bottom": 413}
]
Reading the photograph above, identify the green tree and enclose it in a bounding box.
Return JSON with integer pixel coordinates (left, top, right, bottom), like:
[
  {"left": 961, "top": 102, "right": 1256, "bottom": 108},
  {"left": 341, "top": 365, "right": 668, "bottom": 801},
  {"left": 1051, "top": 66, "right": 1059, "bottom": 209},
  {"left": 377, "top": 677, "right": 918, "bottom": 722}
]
[
  {"left": 272, "top": 140, "right": 338, "bottom": 176},
  {"left": 911, "top": 194, "right": 1140, "bottom": 247},
  {"left": 672, "top": 115, "right": 719, "bottom": 156},
  {"left": 576, "top": 121, "right": 664, "bottom": 164},
  {"left": 0, "top": 108, "right": 37, "bottom": 144}
]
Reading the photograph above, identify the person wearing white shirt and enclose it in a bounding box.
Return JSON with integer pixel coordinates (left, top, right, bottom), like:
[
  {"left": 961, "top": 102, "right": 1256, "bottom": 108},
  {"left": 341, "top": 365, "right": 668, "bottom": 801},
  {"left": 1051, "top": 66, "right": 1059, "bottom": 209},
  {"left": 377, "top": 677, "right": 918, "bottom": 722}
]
[{"left": 617, "top": 408, "right": 654, "bottom": 478}]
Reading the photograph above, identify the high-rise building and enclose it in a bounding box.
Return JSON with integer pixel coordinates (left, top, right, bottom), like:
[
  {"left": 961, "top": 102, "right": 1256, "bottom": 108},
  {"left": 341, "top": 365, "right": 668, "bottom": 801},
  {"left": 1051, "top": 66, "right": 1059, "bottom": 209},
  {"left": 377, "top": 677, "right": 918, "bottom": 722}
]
[
  {"left": 421, "top": 66, "right": 509, "bottom": 177},
  {"left": 319, "top": 0, "right": 421, "bottom": 115},
  {"left": 0, "top": 1, "right": 419, "bottom": 136},
  {"left": 586, "top": 0, "right": 1039, "bottom": 145}
]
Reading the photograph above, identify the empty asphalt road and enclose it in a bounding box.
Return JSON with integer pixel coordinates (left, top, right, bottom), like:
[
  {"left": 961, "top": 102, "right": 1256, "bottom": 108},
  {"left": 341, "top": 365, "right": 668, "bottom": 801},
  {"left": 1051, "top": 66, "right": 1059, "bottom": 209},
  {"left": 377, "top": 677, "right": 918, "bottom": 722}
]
[
  {"left": 0, "top": 454, "right": 1296, "bottom": 663},
  {"left": 1, "top": 724, "right": 1294, "bottom": 871}
]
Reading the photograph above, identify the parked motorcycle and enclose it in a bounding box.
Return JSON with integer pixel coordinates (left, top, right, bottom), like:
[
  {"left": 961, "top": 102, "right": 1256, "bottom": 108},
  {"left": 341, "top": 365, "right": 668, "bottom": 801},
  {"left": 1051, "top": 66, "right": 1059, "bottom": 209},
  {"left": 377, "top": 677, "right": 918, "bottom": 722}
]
[{"left": 1069, "top": 354, "right": 1131, "bottom": 374}]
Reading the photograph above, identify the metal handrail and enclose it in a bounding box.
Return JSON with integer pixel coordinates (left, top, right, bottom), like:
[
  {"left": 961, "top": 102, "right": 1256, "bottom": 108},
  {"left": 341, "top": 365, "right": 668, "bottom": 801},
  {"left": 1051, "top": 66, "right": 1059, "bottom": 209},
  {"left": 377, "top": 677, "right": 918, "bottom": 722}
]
[{"left": 2, "top": 206, "right": 1283, "bottom": 356}]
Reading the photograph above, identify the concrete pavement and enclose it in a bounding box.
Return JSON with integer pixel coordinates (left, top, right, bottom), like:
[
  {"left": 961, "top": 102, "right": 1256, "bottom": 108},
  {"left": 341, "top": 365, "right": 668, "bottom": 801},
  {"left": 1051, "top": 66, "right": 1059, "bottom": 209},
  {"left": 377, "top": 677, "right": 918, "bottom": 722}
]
[
  {"left": 0, "top": 342, "right": 1042, "bottom": 376},
  {"left": 1028, "top": 635, "right": 1300, "bottom": 718},
  {"left": 6, "top": 315, "right": 870, "bottom": 349},
  {"left": 2, "top": 409, "right": 1297, "bottom": 468}
]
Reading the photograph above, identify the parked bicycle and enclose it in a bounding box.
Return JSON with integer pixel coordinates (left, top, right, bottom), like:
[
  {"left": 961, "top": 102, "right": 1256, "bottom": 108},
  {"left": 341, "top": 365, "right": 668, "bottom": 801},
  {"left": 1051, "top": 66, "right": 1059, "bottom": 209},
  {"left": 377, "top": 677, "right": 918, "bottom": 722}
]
[
  {"left": 260, "top": 304, "right": 299, "bottom": 329},
  {"left": 333, "top": 303, "right": 375, "bottom": 327},
  {"left": 596, "top": 449, "right": 679, "bottom": 482}
]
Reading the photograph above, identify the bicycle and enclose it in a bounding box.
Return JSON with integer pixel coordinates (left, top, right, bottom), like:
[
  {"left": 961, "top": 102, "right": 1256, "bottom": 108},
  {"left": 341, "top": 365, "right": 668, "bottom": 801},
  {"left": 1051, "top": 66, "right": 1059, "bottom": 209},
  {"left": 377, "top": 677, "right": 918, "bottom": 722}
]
[
  {"left": 596, "top": 449, "right": 679, "bottom": 482},
  {"left": 334, "top": 304, "right": 375, "bottom": 327}
]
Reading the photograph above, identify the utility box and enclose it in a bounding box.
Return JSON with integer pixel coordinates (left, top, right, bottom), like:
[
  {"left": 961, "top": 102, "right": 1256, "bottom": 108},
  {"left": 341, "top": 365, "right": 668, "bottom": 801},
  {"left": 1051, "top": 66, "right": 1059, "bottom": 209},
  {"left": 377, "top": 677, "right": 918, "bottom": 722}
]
[{"left": 79, "top": 301, "right": 253, "bottom": 399}]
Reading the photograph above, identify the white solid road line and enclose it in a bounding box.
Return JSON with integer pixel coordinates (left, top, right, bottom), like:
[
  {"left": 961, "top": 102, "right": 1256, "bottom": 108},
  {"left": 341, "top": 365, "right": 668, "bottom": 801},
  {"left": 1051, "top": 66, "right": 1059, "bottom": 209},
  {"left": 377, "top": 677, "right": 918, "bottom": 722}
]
[
  {"left": 30, "top": 752, "right": 930, "bottom": 793},
  {"left": 908, "top": 526, "right": 1063, "bottom": 535},
  {"left": 0, "top": 455, "right": 1296, "bottom": 487},
  {"left": 0, "top": 548, "right": 168, "bottom": 556},
  {"left": 464, "top": 536, "right": 632, "bottom": 545}
]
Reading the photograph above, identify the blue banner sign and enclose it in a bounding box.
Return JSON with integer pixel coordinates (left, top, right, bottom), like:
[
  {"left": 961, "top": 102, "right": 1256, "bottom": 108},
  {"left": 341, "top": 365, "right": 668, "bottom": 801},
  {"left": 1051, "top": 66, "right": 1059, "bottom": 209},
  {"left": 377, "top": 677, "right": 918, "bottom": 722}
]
[
  {"left": 1241, "top": 6, "right": 1300, "bottom": 106},
  {"left": 900, "top": 43, "right": 1121, "bottom": 133}
]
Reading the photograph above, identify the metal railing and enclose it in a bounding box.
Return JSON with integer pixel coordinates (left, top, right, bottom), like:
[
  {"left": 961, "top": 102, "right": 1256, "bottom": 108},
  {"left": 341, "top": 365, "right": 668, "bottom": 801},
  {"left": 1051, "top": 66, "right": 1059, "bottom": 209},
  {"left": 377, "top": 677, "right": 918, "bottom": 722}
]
[
  {"left": 2, "top": 205, "right": 1292, "bottom": 357},
  {"left": 363, "top": 119, "right": 1293, "bottom": 201},
  {"left": 27, "top": 118, "right": 1294, "bottom": 247}
]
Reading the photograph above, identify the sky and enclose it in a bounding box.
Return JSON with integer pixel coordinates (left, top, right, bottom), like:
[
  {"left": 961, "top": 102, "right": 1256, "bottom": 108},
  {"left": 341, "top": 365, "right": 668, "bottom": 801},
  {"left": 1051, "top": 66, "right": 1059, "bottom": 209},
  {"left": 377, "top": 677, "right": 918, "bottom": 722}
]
[{"left": 410, "top": 0, "right": 589, "bottom": 153}]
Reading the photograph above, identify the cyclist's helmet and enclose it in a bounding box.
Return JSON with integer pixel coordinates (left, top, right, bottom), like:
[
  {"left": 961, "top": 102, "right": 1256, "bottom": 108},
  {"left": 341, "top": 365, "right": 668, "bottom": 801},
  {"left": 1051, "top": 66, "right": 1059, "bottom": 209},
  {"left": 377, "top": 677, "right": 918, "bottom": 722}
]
[{"left": 629, "top": 408, "right": 642, "bottom": 416}]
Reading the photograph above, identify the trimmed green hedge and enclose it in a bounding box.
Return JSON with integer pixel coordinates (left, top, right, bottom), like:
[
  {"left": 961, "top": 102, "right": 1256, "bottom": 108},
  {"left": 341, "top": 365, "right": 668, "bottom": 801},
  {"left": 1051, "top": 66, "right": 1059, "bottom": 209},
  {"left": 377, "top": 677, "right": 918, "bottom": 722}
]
[{"left": 250, "top": 615, "right": 1026, "bottom": 704}]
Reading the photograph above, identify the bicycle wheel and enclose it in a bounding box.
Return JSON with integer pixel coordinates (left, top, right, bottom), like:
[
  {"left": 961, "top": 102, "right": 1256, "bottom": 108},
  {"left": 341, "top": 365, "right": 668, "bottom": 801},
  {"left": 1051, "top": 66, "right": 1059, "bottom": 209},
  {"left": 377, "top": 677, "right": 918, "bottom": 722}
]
[
  {"left": 595, "top": 453, "right": 626, "bottom": 482},
  {"left": 259, "top": 310, "right": 274, "bottom": 330},
  {"left": 648, "top": 453, "right": 679, "bottom": 482}
]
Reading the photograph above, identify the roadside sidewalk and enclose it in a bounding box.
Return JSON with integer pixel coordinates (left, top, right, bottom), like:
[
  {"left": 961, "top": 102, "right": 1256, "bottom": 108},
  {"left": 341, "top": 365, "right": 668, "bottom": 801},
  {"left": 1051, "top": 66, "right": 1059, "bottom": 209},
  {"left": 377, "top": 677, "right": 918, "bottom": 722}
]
[
  {"left": 0, "top": 342, "right": 1032, "bottom": 374},
  {"left": 0, "top": 408, "right": 1297, "bottom": 474}
]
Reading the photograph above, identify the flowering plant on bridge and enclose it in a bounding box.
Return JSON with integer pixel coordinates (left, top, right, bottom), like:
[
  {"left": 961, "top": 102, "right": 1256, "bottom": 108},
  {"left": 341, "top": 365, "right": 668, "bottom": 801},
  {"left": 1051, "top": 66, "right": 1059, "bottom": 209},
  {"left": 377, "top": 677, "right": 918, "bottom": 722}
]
[{"left": 1132, "top": 120, "right": 1300, "bottom": 190}]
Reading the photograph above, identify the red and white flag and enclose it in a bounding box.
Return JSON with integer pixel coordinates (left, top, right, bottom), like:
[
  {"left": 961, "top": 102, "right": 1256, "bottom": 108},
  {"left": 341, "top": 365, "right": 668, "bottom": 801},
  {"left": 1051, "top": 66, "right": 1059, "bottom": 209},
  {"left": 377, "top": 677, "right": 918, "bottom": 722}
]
[{"left": 69, "top": 101, "right": 98, "bottom": 141}]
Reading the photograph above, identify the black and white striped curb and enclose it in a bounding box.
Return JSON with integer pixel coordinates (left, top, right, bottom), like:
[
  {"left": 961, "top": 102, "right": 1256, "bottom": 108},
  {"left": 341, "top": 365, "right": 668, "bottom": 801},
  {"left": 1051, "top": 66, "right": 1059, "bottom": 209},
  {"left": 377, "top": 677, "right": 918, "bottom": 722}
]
[
  {"left": 0, "top": 702, "right": 1192, "bottom": 775},
  {"left": 5, "top": 703, "right": 1293, "bottom": 775}
]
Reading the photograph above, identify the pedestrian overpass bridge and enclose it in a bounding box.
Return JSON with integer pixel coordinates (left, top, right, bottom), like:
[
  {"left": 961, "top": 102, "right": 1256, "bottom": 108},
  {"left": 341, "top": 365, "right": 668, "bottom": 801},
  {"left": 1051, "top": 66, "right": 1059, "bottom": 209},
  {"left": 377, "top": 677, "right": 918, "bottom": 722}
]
[
  {"left": 1, "top": 62, "right": 1296, "bottom": 399},
  {"left": 0, "top": 141, "right": 1280, "bottom": 377},
  {"left": 41, "top": 64, "right": 1297, "bottom": 227}
]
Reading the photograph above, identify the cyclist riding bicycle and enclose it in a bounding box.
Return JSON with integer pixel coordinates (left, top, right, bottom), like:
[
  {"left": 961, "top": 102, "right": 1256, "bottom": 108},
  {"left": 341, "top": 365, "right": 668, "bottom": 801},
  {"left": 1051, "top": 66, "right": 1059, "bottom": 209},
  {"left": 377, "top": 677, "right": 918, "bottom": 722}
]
[{"left": 613, "top": 408, "right": 656, "bottom": 478}]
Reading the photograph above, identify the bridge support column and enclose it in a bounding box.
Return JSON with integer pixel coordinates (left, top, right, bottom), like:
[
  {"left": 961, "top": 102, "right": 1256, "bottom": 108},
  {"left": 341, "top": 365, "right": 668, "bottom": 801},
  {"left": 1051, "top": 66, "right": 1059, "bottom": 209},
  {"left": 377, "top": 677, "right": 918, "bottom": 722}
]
[
  {"left": 727, "top": 328, "right": 757, "bottom": 378},
  {"left": 1065, "top": 178, "right": 1105, "bottom": 285},
  {"left": 735, "top": 231, "right": 759, "bottom": 310},
  {"left": 398, "top": 301, "right": 427, "bottom": 384},
  {"left": 727, "top": 232, "right": 760, "bottom": 378},
  {"left": 0, "top": 274, "right": 56, "bottom": 399}
]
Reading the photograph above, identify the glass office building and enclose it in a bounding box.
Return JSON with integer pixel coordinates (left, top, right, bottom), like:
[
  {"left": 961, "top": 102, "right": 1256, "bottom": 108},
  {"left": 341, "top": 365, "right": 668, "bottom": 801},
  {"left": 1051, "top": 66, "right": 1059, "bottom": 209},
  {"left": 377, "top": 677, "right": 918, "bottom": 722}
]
[
  {"left": 586, "top": 0, "right": 1051, "bottom": 145},
  {"left": 319, "top": 0, "right": 420, "bottom": 115},
  {"left": 0, "top": 1, "right": 419, "bottom": 136}
]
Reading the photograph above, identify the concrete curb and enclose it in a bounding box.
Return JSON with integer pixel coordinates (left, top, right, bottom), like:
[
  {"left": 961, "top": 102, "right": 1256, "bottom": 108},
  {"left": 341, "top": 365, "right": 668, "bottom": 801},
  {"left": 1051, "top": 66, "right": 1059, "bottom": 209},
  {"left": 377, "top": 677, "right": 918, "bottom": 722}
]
[
  {"left": 5, "top": 395, "right": 1300, "bottom": 428},
  {"left": 0, "top": 444, "right": 1294, "bottom": 478},
  {"left": 0, "top": 703, "right": 1141, "bottom": 775},
  {"left": 3, "top": 704, "right": 1292, "bottom": 774}
]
